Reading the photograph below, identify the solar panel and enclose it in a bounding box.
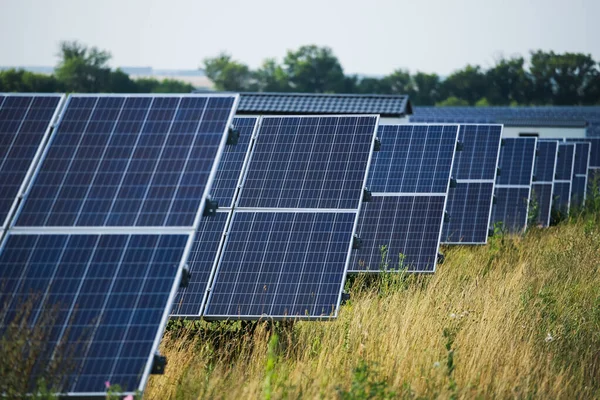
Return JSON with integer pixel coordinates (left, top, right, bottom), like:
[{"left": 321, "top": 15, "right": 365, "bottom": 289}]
[
  {"left": 569, "top": 142, "right": 590, "bottom": 208},
  {"left": 534, "top": 141, "right": 559, "bottom": 183},
  {"left": 490, "top": 187, "right": 531, "bottom": 232},
  {"left": 531, "top": 183, "right": 553, "bottom": 227},
  {"left": 237, "top": 116, "right": 377, "bottom": 209},
  {"left": 368, "top": 125, "right": 458, "bottom": 193},
  {"left": 0, "top": 94, "right": 65, "bottom": 230},
  {"left": 350, "top": 195, "right": 446, "bottom": 272},
  {"left": 553, "top": 182, "right": 571, "bottom": 215},
  {"left": 550, "top": 143, "right": 575, "bottom": 215},
  {"left": 442, "top": 182, "right": 495, "bottom": 243},
  {"left": 171, "top": 211, "right": 229, "bottom": 317},
  {"left": 492, "top": 138, "right": 537, "bottom": 233},
  {"left": 571, "top": 176, "right": 587, "bottom": 208},
  {"left": 204, "top": 115, "right": 378, "bottom": 319},
  {"left": 204, "top": 211, "right": 356, "bottom": 318},
  {"left": 496, "top": 138, "right": 537, "bottom": 186},
  {"left": 208, "top": 117, "right": 258, "bottom": 209},
  {"left": 441, "top": 124, "right": 502, "bottom": 244},
  {"left": 0, "top": 232, "right": 190, "bottom": 396},
  {"left": 351, "top": 124, "right": 458, "bottom": 272},
  {"left": 566, "top": 138, "right": 600, "bottom": 168},
  {"left": 452, "top": 124, "right": 502, "bottom": 180},
  {"left": 15, "top": 94, "right": 238, "bottom": 228},
  {"left": 573, "top": 142, "right": 591, "bottom": 176}
]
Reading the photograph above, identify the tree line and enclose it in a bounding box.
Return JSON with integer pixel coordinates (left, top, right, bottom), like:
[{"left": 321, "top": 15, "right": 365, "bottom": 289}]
[
  {"left": 205, "top": 45, "right": 600, "bottom": 106},
  {"left": 2, "top": 41, "right": 599, "bottom": 106},
  {"left": 0, "top": 41, "right": 194, "bottom": 94}
]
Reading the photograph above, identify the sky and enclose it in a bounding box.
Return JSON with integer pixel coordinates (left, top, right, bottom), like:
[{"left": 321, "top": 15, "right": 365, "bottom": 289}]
[{"left": 1, "top": 0, "right": 599, "bottom": 76}]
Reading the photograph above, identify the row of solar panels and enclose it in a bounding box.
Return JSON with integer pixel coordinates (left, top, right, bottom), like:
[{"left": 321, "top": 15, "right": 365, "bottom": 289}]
[{"left": 1, "top": 93, "right": 598, "bottom": 398}]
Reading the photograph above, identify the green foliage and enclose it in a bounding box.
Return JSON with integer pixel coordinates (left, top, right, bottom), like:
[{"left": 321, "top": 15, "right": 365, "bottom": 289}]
[
  {"left": 283, "top": 45, "right": 348, "bottom": 93},
  {"left": 204, "top": 52, "right": 255, "bottom": 91},
  {"left": 263, "top": 334, "right": 278, "bottom": 400},
  {"left": 336, "top": 360, "right": 396, "bottom": 400},
  {"left": 436, "top": 96, "right": 469, "bottom": 107}
]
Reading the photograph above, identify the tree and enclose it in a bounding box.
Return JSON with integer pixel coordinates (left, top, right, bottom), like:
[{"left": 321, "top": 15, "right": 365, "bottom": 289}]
[
  {"left": 283, "top": 45, "right": 347, "bottom": 93},
  {"left": 254, "top": 58, "right": 290, "bottom": 92},
  {"left": 436, "top": 96, "right": 469, "bottom": 107},
  {"left": 381, "top": 69, "right": 415, "bottom": 97},
  {"left": 203, "top": 53, "right": 254, "bottom": 91},
  {"left": 0, "top": 69, "right": 62, "bottom": 92},
  {"left": 485, "top": 57, "right": 531, "bottom": 105},
  {"left": 411, "top": 72, "right": 441, "bottom": 105},
  {"left": 440, "top": 65, "right": 487, "bottom": 105},
  {"left": 55, "top": 41, "right": 112, "bottom": 92}
]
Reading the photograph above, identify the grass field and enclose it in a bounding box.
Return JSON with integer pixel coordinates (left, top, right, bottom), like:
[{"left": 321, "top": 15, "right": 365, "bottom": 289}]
[{"left": 146, "top": 210, "right": 600, "bottom": 399}]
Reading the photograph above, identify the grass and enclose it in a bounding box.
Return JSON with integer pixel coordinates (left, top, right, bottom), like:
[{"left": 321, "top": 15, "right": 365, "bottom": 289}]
[{"left": 146, "top": 210, "right": 600, "bottom": 399}]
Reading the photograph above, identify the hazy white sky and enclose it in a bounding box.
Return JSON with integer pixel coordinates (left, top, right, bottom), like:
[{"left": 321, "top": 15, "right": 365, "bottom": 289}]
[{"left": 1, "top": 0, "right": 599, "bottom": 76}]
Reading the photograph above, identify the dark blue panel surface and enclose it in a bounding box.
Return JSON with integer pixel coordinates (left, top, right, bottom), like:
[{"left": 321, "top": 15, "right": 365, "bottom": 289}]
[
  {"left": 534, "top": 141, "right": 558, "bottom": 183},
  {"left": 0, "top": 94, "right": 62, "bottom": 228},
  {"left": 16, "top": 95, "right": 236, "bottom": 227},
  {"left": 238, "top": 116, "right": 377, "bottom": 209},
  {"left": 491, "top": 187, "right": 530, "bottom": 232},
  {"left": 204, "top": 212, "right": 355, "bottom": 318},
  {"left": 571, "top": 176, "right": 587, "bottom": 209},
  {"left": 209, "top": 117, "right": 256, "bottom": 208},
  {"left": 573, "top": 142, "right": 590, "bottom": 176},
  {"left": 555, "top": 143, "right": 575, "bottom": 181},
  {"left": 496, "top": 138, "right": 537, "bottom": 186},
  {"left": 172, "top": 212, "right": 228, "bottom": 316},
  {"left": 368, "top": 125, "right": 458, "bottom": 193},
  {"left": 452, "top": 125, "right": 502, "bottom": 180},
  {"left": 442, "top": 182, "right": 494, "bottom": 243},
  {"left": 531, "top": 183, "right": 553, "bottom": 227},
  {"left": 553, "top": 182, "right": 571, "bottom": 215},
  {"left": 0, "top": 233, "right": 187, "bottom": 395},
  {"left": 350, "top": 195, "right": 446, "bottom": 272},
  {"left": 566, "top": 138, "right": 600, "bottom": 168}
]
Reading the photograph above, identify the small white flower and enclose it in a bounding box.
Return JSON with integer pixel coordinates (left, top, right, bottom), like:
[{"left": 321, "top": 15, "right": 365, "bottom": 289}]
[
  {"left": 433, "top": 361, "right": 441, "bottom": 368},
  {"left": 449, "top": 313, "right": 457, "bottom": 319},
  {"left": 545, "top": 333, "right": 554, "bottom": 342}
]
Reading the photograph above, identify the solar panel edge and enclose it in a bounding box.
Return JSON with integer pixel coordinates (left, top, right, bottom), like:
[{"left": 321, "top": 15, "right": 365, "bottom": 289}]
[
  {"left": 230, "top": 116, "right": 261, "bottom": 209},
  {"left": 1, "top": 94, "right": 66, "bottom": 231}
]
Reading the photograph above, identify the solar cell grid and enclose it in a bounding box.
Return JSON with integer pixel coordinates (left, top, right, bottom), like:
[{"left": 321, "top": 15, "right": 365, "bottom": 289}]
[
  {"left": 571, "top": 176, "right": 587, "bottom": 208},
  {"left": 15, "top": 94, "right": 238, "bottom": 228},
  {"left": 534, "top": 141, "right": 558, "bottom": 183},
  {"left": 368, "top": 124, "right": 458, "bottom": 193},
  {"left": 531, "top": 183, "right": 553, "bottom": 227},
  {"left": 442, "top": 182, "right": 495, "bottom": 243},
  {"left": 553, "top": 181, "right": 571, "bottom": 215},
  {"left": 0, "top": 232, "right": 190, "bottom": 395},
  {"left": 237, "top": 115, "right": 377, "bottom": 209},
  {"left": 452, "top": 124, "right": 502, "bottom": 180},
  {"left": 490, "top": 187, "right": 530, "bottom": 232},
  {"left": 496, "top": 138, "right": 537, "bottom": 186},
  {"left": 0, "top": 94, "right": 64, "bottom": 230}
]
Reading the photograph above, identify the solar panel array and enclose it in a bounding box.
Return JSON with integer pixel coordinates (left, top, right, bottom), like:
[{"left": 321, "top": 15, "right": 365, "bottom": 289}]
[
  {"left": 350, "top": 124, "right": 458, "bottom": 273},
  {"left": 0, "top": 94, "right": 238, "bottom": 396},
  {"left": 203, "top": 115, "right": 379, "bottom": 319},
  {"left": 571, "top": 142, "right": 590, "bottom": 208},
  {"left": 490, "top": 138, "right": 537, "bottom": 232},
  {"left": 531, "top": 141, "right": 558, "bottom": 227},
  {"left": 0, "top": 94, "right": 65, "bottom": 230},
  {"left": 441, "top": 124, "right": 502, "bottom": 244}
]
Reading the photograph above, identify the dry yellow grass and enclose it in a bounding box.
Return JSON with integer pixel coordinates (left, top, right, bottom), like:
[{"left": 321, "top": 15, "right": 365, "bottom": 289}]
[{"left": 146, "top": 216, "right": 600, "bottom": 399}]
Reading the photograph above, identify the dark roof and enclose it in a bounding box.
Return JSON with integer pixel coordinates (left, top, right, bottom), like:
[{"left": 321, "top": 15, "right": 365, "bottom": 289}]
[{"left": 234, "top": 92, "right": 412, "bottom": 117}]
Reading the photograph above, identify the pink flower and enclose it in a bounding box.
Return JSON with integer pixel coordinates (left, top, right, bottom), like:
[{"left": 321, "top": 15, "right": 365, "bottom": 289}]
[
  {"left": 124, "top": 396, "right": 134, "bottom": 400},
  {"left": 105, "top": 381, "right": 111, "bottom": 390}
]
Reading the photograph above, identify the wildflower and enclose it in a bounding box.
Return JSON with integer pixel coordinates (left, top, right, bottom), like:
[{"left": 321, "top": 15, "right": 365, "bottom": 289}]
[
  {"left": 449, "top": 313, "right": 456, "bottom": 319},
  {"left": 545, "top": 333, "right": 554, "bottom": 342},
  {"left": 433, "top": 361, "right": 441, "bottom": 368},
  {"left": 124, "top": 396, "right": 134, "bottom": 400},
  {"left": 105, "top": 381, "right": 111, "bottom": 390}
]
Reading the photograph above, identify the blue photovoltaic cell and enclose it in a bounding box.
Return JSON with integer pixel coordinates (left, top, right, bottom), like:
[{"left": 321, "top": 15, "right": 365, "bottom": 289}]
[
  {"left": 172, "top": 211, "right": 229, "bottom": 317},
  {"left": 491, "top": 187, "right": 530, "bottom": 232},
  {"left": 496, "top": 138, "right": 537, "bottom": 186},
  {"left": 553, "top": 182, "right": 571, "bottom": 215},
  {"left": 566, "top": 138, "right": 600, "bottom": 168},
  {"left": 16, "top": 95, "right": 236, "bottom": 227},
  {"left": 349, "top": 195, "right": 446, "bottom": 272},
  {"left": 0, "top": 94, "right": 63, "bottom": 228},
  {"left": 208, "top": 117, "right": 257, "bottom": 208},
  {"left": 573, "top": 142, "right": 590, "bottom": 176},
  {"left": 531, "top": 183, "right": 553, "bottom": 227},
  {"left": 442, "top": 182, "right": 494, "bottom": 243},
  {"left": 0, "top": 233, "right": 188, "bottom": 395},
  {"left": 534, "top": 141, "right": 558, "bottom": 183},
  {"left": 237, "top": 116, "right": 377, "bottom": 209},
  {"left": 571, "top": 176, "right": 587, "bottom": 208},
  {"left": 368, "top": 124, "right": 458, "bottom": 193},
  {"left": 555, "top": 143, "right": 575, "bottom": 181},
  {"left": 452, "top": 124, "right": 502, "bottom": 180},
  {"left": 204, "top": 211, "right": 355, "bottom": 318}
]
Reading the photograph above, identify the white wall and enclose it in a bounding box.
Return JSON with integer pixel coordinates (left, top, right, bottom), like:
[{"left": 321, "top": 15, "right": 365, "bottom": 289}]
[{"left": 501, "top": 126, "right": 586, "bottom": 138}]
